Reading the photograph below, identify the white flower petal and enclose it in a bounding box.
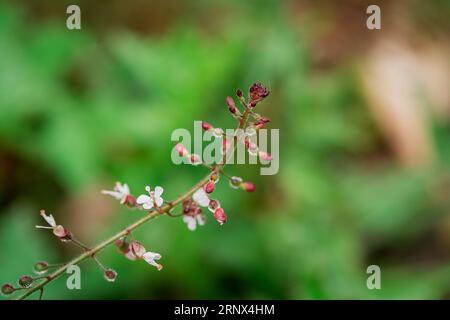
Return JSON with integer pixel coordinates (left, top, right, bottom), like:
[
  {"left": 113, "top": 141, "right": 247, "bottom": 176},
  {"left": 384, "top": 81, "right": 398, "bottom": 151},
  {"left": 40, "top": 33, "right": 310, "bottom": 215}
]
[
  {"left": 183, "top": 216, "right": 197, "bottom": 231},
  {"left": 196, "top": 214, "right": 205, "bottom": 226},
  {"left": 145, "top": 251, "right": 161, "bottom": 261},
  {"left": 40, "top": 212, "right": 56, "bottom": 227},
  {"left": 154, "top": 186, "right": 164, "bottom": 198},
  {"left": 193, "top": 189, "right": 210, "bottom": 207},
  {"left": 101, "top": 190, "right": 123, "bottom": 200},
  {"left": 142, "top": 201, "right": 154, "bottom": 210},
  {"left": 120, "top": 183, "right": 130, "bottom": 195},
  {"left": 136, "top": 195, "right": 151, "bottom": 205},
  {"left": 143, "top": 251, "right": 163, "bottom": 270},
  {"left": 154, "top": 196, "right": 164, "bottom": 207}
]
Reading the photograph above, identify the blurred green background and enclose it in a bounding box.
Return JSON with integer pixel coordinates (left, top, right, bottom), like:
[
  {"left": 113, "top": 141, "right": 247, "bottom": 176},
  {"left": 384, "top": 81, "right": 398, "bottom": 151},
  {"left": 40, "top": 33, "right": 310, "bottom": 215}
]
[{"left": 1, "top": 0, "right": 450, "bottom": 299}]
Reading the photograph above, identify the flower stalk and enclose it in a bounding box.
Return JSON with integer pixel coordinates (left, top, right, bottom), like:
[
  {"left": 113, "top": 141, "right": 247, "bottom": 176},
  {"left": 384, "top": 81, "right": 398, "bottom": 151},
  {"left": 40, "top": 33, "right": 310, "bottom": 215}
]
[{"left": 7, "top": 82, "right": 271, "bottom": 300}]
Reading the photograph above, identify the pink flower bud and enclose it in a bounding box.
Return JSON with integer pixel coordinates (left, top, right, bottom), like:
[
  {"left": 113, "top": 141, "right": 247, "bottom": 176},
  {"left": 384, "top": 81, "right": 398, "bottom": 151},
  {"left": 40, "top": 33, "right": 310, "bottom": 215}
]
[
  {"left": 201, "top": 121, "right": 212, "bottom": 131},
  {"left": 241, "top": 182, "right": 255, "bottom": 192},
  {"left": 204, "top": 181, "right": 215, "bottom": 194},
  {"left": 104, "top": 269, "right": 118, "bottom": 282},
  {"left": 214, "top": 208, "right": 227, "bottom": 225},
  {"left": 208, "top": 199, "right": 220, "bottom": 212},
  {"left": 115, "top": 238, "right": 130, "bottom": 254},
  {"left": 124, "top": 194, "right": 136, "bottom": 208},
  {"left": 258, "top": 151, "right": 273, "bottom": 161},
  {"left": 175, "top": 143, "right": 189, "bottom": 157},
  {"left": 182, "top": 199, "right": 191, "bottom": 214},
  {"left": 249, "top": 82, "right": 269, "bottom": 105},
  {"left": 226, "top": 96, "right": 236, "bottom": 114},
  {"left": 1, "top": 283, "right": 14, "bottom": 295},
  {"left": 34, "top": 261, "right": 49, "bottom": 275},
  {"left": 18, "top": 275, "right": 33, "bottom": 288},
  {"left": 53, "top": 226, "right": 72, "bottom": 242},
  {"left": 254, "top": 117, "right": 271, "bottom": 129},
  {"left": 190, "top": 154, "right": 201, "bottom": 165},
  {"left": 222, "top": 138, "right": 231, "bottom": 154}
]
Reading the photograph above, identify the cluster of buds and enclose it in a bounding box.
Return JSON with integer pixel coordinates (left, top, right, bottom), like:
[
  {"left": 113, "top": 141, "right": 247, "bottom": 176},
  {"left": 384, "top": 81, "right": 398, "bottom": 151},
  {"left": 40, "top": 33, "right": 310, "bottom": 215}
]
[
  {"left": 2, "top": 261, "right": 52, "bottom": 297},
  {"left": 248, "top": 82, "right": 270, "bottom": 107}
]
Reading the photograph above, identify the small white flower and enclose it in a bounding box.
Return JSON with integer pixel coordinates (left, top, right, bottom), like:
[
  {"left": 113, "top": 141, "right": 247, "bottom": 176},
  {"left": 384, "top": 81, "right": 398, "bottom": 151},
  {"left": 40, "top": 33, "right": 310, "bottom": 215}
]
[
  {"left": 39, "top": 210, "right": 56, "bottom": 227},
  {"left": 183, "top": 214, "right": 205, "bottom": 231},
  {"left": 143, "top": 251, "right": 163, "bottom": 271},
  {"left": 193, "top": 188, "right": 210, "bottom": 207},
  {"left": 101, "top": 182, "right": 131, "bottom": 204},
  {"left": 136, "top": 186, "right": 164, "bottom": 209},
  {"left": 152, "top": 186, "right": 164, "bottom": 207},
  {"left": 36, "top": 210, "right": 69, "bottom": 239}
]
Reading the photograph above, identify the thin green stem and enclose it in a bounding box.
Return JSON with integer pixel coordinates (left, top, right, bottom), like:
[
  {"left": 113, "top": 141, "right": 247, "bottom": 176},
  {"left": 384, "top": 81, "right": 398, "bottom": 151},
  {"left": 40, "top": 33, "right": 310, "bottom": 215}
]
[
  {"left": 15, "top": 103, "right": 253, "bottom": 301},
  {"left": 15, "top": 174, "right": 211, "bottom": 300}
]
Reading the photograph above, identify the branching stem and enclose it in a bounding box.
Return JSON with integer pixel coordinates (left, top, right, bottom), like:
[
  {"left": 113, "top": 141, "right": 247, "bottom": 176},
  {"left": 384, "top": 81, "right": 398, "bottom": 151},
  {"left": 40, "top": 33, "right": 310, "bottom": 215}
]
[{"left": 15, "top": 102, "right": 253, "bottom": 300}]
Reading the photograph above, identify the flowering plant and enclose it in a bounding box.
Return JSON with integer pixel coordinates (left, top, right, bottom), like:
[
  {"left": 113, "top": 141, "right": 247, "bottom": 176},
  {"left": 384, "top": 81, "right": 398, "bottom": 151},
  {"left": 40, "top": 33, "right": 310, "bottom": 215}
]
[{"left": 1, "top": 83, "right": 272, "bottom": 300}]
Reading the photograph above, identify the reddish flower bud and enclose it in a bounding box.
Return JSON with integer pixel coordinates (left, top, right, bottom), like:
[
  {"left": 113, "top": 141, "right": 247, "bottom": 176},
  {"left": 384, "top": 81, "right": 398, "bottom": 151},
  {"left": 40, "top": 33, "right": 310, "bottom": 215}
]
[
  {"left": 254, "top": 117, "right": 271, "bottom": 129},
  {"left": 222, "top": 138, "right": 231, "bottom": 154},
  {"left": 182, "top": 199, "right": 192, "bottom": 214},
  {"left": 204, "top": 181, "right": 215, "bottom": 194},
  {"left": 115, "top": 238, "right": 130, "bottom": 254},
  {"left": 249, "top": 82, "right": 269, "bottom": 104},
  {"left": 226, "top": 96, "right": 236, "bottom": 114},
  {"left": 104, "top": 269, "right": 118, "bottom": 282},
  {"left": 124, "top": 194, "right": 136, "bottom": 208},
  {"left": 208, "top": 199, "right": 220, "bottom": 212},
  {"left": 202, "top": 121, "right": 212, "bottom": 131},
  {"left": 175, "top": 143, "right": 189, "bottom": 157},
  {"left": 53, "top": 226, "right": 72, "bottom": 242},
  {"left": 214, "top": 208, "right": 227, "bottom": 225},
  {"left": 190, "top": 154, "right": 201, "bottom": 165},
  {"left": 18, "top": 275, "right": 33, "bottom": 288},
  {"left": 260, "top": 117, "right": 271, "bottom": 124},
  {"left": 192, "top": 206, "right": 202, "bottom": 215},
  {"left": 241, "top": 182, "right": 255, "bottom": 192},
  {"left": 236, "top": 89, "right": 243, "bottom": 98},
  {"left": 1, "top": 283, "right": 14, "bottom": 295},
  {"left": 34, "top": 261, "right": 49, "bottom": 275}
]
